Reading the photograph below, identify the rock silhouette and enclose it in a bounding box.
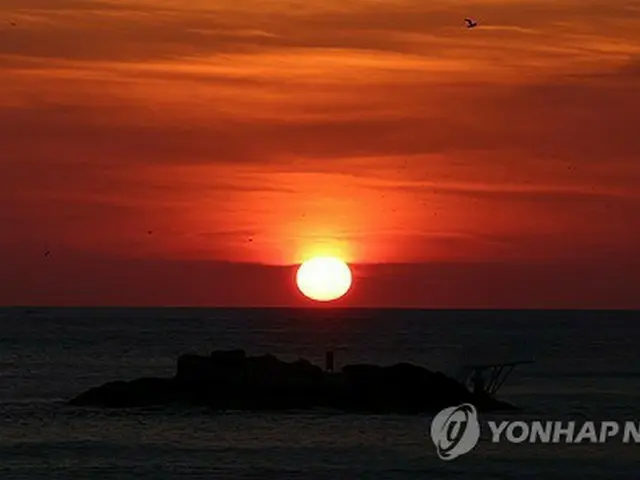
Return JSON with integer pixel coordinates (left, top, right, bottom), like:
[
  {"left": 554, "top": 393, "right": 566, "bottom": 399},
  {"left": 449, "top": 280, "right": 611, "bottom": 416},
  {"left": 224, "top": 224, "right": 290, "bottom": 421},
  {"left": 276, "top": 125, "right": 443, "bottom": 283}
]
[{"left": 69, "top": 350, "right": 517, "bottom": 413}]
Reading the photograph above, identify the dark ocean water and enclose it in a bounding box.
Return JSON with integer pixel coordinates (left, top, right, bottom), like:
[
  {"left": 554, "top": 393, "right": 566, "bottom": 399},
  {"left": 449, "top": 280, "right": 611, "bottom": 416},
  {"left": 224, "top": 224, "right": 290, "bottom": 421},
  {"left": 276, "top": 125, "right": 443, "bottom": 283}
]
[{"left": 1, "top": 308, "right": 639, "bottom": 478}]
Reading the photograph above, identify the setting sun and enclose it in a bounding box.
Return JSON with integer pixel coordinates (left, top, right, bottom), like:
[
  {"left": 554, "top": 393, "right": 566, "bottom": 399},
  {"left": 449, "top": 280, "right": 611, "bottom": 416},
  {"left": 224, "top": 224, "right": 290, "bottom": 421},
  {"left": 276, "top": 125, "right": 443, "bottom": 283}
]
[{"left": 295, "top": 257, "right": 353, "bottom": 302}]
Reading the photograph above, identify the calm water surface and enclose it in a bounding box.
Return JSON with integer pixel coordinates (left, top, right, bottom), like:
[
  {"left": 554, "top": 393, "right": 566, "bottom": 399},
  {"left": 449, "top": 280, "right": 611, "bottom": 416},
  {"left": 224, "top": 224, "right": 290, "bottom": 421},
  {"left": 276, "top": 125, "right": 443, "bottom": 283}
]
[{"left": 1, "top": 308, "right": 639, "bottom": 478}]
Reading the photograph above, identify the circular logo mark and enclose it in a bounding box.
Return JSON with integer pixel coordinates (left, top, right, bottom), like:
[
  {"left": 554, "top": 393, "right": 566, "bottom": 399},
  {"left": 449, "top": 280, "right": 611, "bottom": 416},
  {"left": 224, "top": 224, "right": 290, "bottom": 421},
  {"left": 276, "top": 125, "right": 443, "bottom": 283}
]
[{"left": 430, "top": 403, "right": 480, "bottom": 460}]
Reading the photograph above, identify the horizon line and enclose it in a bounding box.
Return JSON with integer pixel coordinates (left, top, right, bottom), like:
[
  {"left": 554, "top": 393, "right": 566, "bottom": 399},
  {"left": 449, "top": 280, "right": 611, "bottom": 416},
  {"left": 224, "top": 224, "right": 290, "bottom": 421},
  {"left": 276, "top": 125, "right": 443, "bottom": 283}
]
[{"left": 4, "top": 306, "right": 639, "bottom": 312}]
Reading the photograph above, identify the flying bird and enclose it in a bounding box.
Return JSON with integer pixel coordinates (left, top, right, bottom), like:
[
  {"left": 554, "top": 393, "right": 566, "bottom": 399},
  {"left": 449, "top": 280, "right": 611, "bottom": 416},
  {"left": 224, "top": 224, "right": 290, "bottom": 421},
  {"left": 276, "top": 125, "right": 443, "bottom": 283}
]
[{"left": 464, "top": 18, "right": 478, "bottom": 28}]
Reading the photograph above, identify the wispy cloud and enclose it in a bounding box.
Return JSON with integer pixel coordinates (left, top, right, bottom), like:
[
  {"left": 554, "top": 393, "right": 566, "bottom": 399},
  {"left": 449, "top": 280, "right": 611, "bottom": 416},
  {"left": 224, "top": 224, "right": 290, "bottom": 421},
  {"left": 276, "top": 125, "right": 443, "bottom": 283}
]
[{"left": 0, "top": 0, "right": 639, "bottom": 268}]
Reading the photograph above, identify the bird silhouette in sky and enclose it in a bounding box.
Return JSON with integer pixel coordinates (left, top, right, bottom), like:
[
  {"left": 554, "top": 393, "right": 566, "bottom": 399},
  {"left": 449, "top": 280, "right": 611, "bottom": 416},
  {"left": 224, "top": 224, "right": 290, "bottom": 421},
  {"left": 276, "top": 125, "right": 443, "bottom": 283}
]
[{"left": 465, "top": 18, "right": 478, "bottom": 28}]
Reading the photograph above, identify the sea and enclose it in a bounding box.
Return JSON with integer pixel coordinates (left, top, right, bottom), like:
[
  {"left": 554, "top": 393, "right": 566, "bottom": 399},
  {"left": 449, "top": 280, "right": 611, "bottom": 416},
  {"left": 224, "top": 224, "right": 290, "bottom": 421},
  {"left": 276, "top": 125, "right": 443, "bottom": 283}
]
[{"left": 1, "top": 308, "right": 639, "bottom": 479}]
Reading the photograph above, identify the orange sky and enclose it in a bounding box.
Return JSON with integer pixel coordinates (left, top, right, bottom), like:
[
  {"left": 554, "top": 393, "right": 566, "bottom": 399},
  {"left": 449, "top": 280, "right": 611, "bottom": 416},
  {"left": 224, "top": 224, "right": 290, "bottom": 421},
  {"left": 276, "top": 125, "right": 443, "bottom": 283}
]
[{"left": 1, "top": 0, "right": 639, "bottom": 307}]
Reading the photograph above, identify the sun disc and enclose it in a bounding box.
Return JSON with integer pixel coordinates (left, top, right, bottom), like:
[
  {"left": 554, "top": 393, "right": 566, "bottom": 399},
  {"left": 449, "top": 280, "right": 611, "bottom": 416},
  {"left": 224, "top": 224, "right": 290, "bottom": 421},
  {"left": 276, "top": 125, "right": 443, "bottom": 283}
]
[{"left": 296, "top": 257, "right": 352, "bottom": 302}]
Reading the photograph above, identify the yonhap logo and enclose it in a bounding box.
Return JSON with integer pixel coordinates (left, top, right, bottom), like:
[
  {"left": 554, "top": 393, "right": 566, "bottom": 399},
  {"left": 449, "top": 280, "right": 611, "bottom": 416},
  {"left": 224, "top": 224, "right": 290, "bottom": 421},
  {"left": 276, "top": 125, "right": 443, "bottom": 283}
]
[
  {"left": 430, "top": 403, "right": 480, "bottom": 460},
  {"left": 429, "top": 404, "right": 640, "bottom": 460}
]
